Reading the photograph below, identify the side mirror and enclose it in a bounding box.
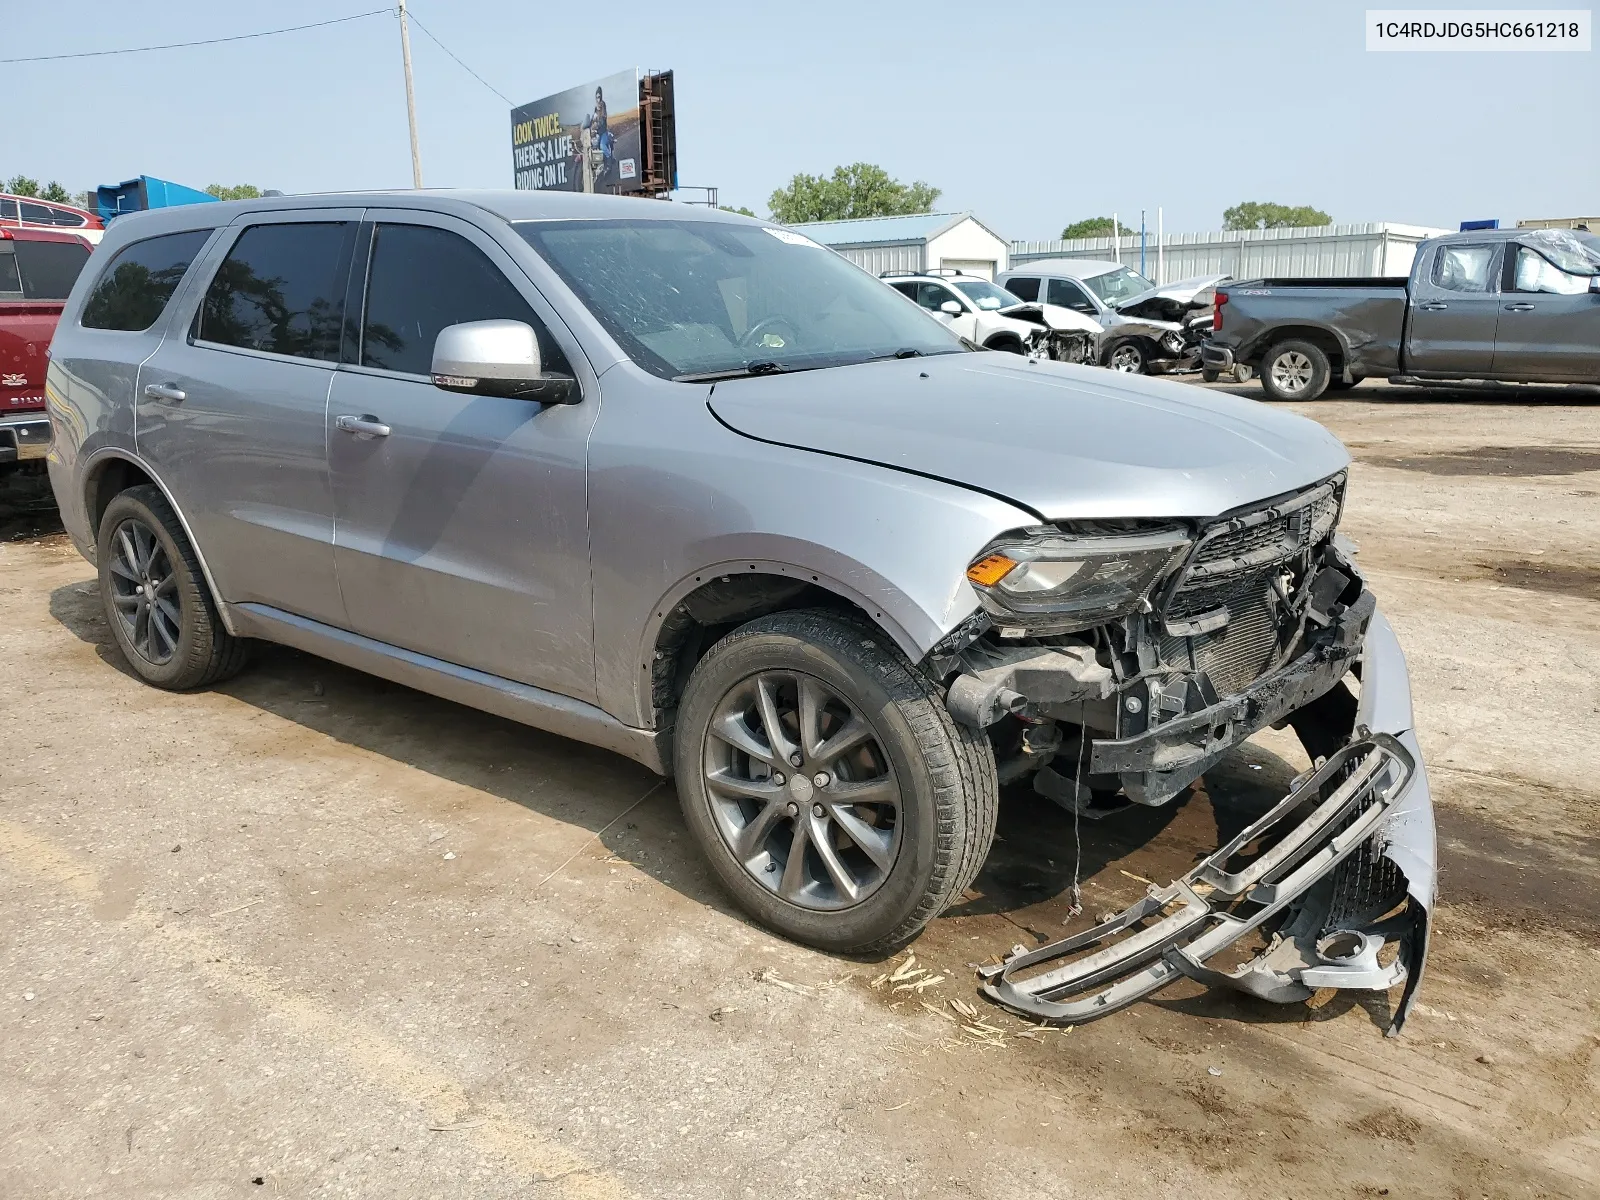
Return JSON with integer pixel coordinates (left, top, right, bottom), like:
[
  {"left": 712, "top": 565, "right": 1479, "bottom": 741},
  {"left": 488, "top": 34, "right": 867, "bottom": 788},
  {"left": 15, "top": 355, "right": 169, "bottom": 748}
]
[
  {"left": 939, "top": 300, "right": 963, "bottom": 317},
  {"left": 431, "top": 319, "right": 580, "bottom": 404}
]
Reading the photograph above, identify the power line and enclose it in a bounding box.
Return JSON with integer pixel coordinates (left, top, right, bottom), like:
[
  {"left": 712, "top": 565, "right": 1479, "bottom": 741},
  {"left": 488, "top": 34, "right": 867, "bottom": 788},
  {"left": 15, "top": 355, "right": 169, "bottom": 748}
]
[
  {"left": 405, "top": 11, "right": 514, "bottom": 105},
  {"left": 0, "top": 8, "right": 392, "bottom": 65}
]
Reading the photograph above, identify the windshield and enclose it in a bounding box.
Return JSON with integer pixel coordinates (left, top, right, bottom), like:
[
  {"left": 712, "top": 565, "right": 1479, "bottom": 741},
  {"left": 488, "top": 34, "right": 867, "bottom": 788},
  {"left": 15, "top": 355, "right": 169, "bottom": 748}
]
[
  {"left": 951, "top": 278, "right": 1023, "bottom": 310},
  {"left": 514, "top": 219, "right": 967, "bottom": 379},
  {"left": 1082, "top": 265, "right": 1154, "bottom": 305}
]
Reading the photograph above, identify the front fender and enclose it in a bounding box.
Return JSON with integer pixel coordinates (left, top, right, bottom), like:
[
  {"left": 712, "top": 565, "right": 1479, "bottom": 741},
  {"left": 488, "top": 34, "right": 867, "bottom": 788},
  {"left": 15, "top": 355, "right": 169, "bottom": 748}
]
[{"left": 587, "top": 365, "right": 1036, "bottom": 728}]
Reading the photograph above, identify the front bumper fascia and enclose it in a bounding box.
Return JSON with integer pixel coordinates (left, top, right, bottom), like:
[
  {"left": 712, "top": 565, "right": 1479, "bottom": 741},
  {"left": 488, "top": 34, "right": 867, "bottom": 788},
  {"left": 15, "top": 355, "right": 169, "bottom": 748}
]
[{"left": 980, "top": 607, "right": 1437, "bottom": 1035}]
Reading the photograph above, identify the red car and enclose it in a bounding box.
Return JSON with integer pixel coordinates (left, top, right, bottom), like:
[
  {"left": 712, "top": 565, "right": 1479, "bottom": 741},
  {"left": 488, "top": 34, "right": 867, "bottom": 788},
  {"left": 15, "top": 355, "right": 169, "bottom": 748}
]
[
  {"left": 1, "top": 227, "right": 93, "bottom": 482},
  {"left": 0, "top": 193, "right": 104, "bottom": 244}
]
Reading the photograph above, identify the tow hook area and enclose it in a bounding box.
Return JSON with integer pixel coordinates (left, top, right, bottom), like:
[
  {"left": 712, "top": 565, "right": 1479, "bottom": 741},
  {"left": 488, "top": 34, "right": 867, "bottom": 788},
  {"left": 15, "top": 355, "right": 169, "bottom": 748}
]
[{"left": 979, "top": 732, "right": 1430, "bottom": 1035}]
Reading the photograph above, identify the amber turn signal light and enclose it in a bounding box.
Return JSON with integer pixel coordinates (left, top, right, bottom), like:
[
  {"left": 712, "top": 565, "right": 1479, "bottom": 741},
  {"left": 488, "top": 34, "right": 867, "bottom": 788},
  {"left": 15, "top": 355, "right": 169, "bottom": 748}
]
[{"left": 965, "top": 554, "right": 1017, "bottom": 587}]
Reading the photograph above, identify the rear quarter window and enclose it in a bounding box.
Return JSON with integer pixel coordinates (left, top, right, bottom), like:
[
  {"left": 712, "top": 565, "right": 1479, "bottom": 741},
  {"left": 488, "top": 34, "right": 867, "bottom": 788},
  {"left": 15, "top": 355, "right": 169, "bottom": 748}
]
[
  {"left": 12, "top": 239, "right": 91, "bottom": 300},
  {"left": 81, "top": 229, "right": 213, "bottom": 331}
]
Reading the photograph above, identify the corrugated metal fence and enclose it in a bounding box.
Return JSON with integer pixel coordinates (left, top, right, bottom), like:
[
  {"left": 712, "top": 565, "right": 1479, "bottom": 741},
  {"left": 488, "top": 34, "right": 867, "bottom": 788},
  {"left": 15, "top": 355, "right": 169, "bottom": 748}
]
[
  {"left": 833, "top": 243, "right": 923, "bottom": 276},
  {"left": 1010, "top": 222, "right": 1451, "bottom": 281}
]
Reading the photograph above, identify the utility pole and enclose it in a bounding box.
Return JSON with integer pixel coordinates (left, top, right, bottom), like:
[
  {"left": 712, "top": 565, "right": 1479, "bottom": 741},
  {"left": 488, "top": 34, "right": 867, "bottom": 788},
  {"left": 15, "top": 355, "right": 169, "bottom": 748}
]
[{"left": 397, "top": 0, "right": 423, "bottom": 188}]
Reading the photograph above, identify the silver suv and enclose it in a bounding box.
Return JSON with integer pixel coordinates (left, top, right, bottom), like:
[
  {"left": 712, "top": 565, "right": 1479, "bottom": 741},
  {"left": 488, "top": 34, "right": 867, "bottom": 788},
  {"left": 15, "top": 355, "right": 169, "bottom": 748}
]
[{"left": 46, "top": 192, "right": 1435, "bottom": 1021}]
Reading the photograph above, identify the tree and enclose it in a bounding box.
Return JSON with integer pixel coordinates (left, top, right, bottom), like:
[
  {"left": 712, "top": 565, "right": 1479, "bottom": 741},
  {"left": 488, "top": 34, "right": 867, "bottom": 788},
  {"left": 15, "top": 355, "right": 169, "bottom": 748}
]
[
  {"left": 205, "top": 184, "right": 263, "bottom": 201},
  {"left": 1060, "top": 216, "right": 1117, "bottom": 239},
  {"left": 768, "top": 163, "right": 939, "bottom": 224},
  {"left": 1222, "top": 201, "right": 1331, "bottom": 231},
  {"left": 5, "top": 176, "right": 73, "bottom": 204},
  {"left": 719, "top": 204, "right": 758, "bottom": 218}
]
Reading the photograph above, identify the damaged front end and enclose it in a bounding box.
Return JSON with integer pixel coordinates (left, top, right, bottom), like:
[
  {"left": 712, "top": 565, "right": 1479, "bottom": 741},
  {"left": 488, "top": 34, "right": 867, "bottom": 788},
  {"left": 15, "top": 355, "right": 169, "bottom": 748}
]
[
  {"left": 1001, "top": 302, "right": 1101, "bottom": 365},
  {"left": 1108, "top": 275, "right": 1228, "bottom": 373},
  {"left": 934, "top": 474, "right": 1437, "bottom": 1032}
]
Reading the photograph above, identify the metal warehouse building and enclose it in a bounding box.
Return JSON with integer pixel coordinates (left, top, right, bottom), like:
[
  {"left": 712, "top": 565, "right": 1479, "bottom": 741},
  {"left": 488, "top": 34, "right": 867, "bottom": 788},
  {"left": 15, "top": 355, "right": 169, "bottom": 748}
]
[
  {"left": 1010, "top": 222, "right": 1450, "bottom": 283},
  {"left": 788, "top": 212, "right": 1010, "bottom": 279}
]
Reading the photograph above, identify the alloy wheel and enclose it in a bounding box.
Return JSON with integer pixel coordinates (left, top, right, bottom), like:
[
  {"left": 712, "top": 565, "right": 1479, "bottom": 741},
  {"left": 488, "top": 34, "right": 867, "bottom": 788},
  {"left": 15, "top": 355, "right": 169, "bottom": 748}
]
[
  {"left": 701, "top": 670, "right": 902, "bottom": 911},
  {"left": 1109, "top": 344, "right": 1143, "bottom": 372},
  {"left": 106, "top": 517, "right": 180, "bottom": 665},
  {"left": 1270, "top": 350, "right": 1314, "bottom": 394}
]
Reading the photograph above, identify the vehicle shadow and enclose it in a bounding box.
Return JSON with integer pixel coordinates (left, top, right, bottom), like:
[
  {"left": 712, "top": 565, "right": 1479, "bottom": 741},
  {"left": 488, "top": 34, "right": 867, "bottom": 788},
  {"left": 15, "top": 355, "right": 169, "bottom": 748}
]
[{"left": 48, "top": 577, "right": 1384, "bottom": 1035}]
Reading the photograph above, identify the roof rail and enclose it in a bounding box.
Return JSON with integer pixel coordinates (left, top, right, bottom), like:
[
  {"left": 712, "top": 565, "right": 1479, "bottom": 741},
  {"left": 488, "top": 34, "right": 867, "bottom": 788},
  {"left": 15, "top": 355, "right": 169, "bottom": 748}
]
[{"left": 878, "top": 267, "right": 967, "bottom": 279}]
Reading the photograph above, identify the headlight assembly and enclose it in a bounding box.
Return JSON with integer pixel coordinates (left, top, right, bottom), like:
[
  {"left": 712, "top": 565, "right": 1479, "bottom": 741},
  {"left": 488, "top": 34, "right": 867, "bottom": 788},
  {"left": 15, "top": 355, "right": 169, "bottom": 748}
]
[{"left": 966, "top": 528, "right": 1192, "bottom": 631}]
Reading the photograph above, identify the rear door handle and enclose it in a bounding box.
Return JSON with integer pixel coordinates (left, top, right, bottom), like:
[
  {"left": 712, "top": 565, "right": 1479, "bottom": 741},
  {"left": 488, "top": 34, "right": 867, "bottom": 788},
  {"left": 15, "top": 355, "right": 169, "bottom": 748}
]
[
  {"left": 1415, "top": 301, "right": 1449, "bottom": 311},
  {"left": 142, "top": 382, "right": 186, "bottom": 403},
  {"left": 336, "top": 414, "right": 391, "bottom": 439},
  {"left": 1503, "top": 302, "right": 1536, "bottom": 312}
]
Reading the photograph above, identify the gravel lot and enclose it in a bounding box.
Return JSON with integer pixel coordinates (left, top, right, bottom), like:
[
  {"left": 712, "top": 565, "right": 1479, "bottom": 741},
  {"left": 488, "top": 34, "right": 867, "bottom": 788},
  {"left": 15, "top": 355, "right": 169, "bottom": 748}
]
[{"left": 2, "top": 380, "right": 1597, "bottom": 1198}]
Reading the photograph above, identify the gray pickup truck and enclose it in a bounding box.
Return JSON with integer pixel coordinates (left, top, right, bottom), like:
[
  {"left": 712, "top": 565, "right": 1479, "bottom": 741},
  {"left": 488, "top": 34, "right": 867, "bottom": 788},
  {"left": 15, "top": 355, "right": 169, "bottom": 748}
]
[{"left": 1202, "top": 227, "right": 1600, "bottom": 402}]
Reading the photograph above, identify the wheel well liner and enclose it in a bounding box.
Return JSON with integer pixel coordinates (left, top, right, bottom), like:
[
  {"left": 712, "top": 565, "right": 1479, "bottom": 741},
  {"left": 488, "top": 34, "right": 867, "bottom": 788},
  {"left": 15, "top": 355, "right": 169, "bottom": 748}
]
[
  {"left": 85, "top": 455, "right": 157, "bottom": 537},
  {"left": 648, "top": 570, "right": 896, "bottom": 733},
  {"left": 1254, "top": 325, "right": 1347, "bottom": 374}
]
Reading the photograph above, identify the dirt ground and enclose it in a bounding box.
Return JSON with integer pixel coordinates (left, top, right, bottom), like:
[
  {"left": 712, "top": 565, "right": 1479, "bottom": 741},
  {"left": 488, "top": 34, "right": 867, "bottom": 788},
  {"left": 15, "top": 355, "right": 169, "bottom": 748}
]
[{"left": 2, "top": 380, "right": 1597, "bottom": 1199}]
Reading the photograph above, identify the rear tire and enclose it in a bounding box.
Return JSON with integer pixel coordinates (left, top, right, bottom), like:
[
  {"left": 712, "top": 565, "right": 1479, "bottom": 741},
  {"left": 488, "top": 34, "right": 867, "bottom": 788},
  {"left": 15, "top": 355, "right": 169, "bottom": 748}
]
[
  {"left": 1259, "top": 339, "right": 1331, "bottom": 401},
  {"left": 674, "top": 609, "right": 998, "bottom": 955},
  {"left": 97, "top": 485, "right": 251, "bottom": 690},
  {"left": 1200, "top": 368, "right": 1220, "bottom": 383}
]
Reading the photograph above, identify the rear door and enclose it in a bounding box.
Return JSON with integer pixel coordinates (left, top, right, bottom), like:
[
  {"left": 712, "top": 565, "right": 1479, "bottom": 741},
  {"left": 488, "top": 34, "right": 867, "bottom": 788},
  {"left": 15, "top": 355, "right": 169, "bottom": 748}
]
[
  {"left": 136, "top": 210, "right": 360, "bottom": 627},
  {"left": 1492, "top": 241, "right": 1600, "bottom": 380},
  {"left": 1403, "top": 241, "right": 1501, "bottom": 375},
  {"left": 326, "top": 212, "right": 599, "bottom": 701}
]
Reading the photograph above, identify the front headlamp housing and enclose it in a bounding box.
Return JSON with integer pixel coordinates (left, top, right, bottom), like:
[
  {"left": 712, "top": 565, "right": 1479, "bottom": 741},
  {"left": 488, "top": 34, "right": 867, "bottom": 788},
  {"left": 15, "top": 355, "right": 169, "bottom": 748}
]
[{"left": 966, "top": 527, "right": 1192, "bottom": 633}]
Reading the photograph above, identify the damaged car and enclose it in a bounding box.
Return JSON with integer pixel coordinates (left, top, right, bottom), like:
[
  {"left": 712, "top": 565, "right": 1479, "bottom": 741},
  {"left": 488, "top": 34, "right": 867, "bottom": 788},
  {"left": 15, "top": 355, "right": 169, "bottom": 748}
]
[
  {"left": 999, "top": 260, "right": 1226, "bottom": 375},
  {"left": 883, "top": 270, "right": 1101, "bottom": 363},
  {"left": 47, "top": 192, "right": 1432, "bottom": 1033}
]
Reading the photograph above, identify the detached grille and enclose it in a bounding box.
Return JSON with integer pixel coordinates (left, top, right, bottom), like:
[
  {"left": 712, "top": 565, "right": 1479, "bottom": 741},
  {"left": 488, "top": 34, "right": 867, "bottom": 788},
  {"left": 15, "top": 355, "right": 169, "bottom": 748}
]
[{"left": 1158, "top": 480, "right": 1342, "bottom": 697}]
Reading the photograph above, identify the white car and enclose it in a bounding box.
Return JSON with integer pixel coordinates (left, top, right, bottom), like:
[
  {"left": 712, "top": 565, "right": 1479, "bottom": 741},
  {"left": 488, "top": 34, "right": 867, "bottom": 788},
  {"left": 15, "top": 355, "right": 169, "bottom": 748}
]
[{"left": 883, "top": 271, "right": 1102, "bottom": 362}]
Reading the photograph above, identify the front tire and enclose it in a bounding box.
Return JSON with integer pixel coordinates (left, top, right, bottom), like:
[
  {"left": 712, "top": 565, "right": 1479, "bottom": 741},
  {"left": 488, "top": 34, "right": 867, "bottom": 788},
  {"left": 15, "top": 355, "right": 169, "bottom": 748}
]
[
  {"left": 674, "top": 609, "right": 998, "bottom": 955},
  {"left": 1259, "top": 339, "right": 1331, "bottom": 401},
  {"left": 1105, "top": 338, "right": 1148, "bottom": 373},
  {"left": 97, "top": 485, "right": 251, "bottom": 690}
]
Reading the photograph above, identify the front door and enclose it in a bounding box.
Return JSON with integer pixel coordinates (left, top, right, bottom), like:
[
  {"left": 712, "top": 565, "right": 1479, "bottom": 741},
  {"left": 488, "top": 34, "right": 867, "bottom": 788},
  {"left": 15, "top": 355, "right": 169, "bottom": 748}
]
[
  {"left": 1492, "top": 241, "right": 1600, "bottom": 380},
  {"left": 135, "top": 211, "right": 360, "bottom": 626},
  {"left": 326, "top": 213, "right": 600, "bottom": 703},
  {"left": 1404, "top": 241, "right": 1501, "bottom": 375},
  {"left": 914, "top": 281, "right": 977, "bottom": 340}
]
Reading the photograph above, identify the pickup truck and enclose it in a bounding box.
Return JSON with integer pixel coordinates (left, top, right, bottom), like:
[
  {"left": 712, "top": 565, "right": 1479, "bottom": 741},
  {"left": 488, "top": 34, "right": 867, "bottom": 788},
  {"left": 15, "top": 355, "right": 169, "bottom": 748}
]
[
  {"left": 1202, "top": 227, "right": 1600, "bottom": 402},
  {"left": 1, "top": 227, "right": 93, "bottom": 487}
]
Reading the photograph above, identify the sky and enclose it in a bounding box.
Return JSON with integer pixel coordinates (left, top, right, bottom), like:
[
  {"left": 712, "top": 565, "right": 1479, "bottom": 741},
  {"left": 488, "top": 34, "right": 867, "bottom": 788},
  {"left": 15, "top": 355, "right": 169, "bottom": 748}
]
[{"left": 5, "top": 0, "right": 1596, "bottom": 239}]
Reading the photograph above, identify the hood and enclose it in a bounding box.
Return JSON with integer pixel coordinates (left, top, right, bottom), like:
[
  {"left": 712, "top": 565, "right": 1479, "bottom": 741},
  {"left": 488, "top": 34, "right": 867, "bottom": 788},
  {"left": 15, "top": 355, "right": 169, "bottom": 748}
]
[
  {"left": 1000, "top": 302, "right": 1103, "bottom": 335},
  {"left": 1114, "top": 273, "right": 1230, "bottom": 321},
  {"left": 707, "top": 355, "right": 1350, "bottom": 521}
]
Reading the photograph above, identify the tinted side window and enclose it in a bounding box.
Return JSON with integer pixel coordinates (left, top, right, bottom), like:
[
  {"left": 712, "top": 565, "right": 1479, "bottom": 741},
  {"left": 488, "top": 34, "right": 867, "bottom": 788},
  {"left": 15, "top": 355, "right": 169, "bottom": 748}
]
[
  {"left": 1432, "top": 244, "right": 1495, "bottom": 293},
  {"left": 1046, "top": 278, "right": 1095, "bottom": 311},
  {"left": 19, "top": 202, "right": 56, "bottom": 224},
  {"left": 1006, "top": 276, "right": 1040, "bottom": 301},
  {"left": 14, "top": 240, "right": 91, "bottom": 300},
  {"left": 82, "top": 230, "right": 212, "bottom": 331},
  {"left": 198, "top": 222, "right": 352, "bottom": 361},
  {"left": 0, "top": 199, "right": 17, "bottom": 221},
  {"left": 0, "top": 246, "right": 20, "bottom": 297},
  {"left": 889, "top": 281, "right": 919, "bottom": 301},
  {"left": 360, "top": 223, "right": 570, "bottom": 376},
  {"left": 915, "top": 282, "right": 960, "bottom": 311}
]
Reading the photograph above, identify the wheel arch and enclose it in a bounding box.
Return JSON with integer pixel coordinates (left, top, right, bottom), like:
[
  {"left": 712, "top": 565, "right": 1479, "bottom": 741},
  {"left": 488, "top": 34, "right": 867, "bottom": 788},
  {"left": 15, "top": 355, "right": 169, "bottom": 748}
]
[
  {"left": 636, "top": 555, "right": 951, "bottom": 739},
  {"left": 79, "top": 448, "right": 238, "bottom": 636},
  {"left": 1251, "top": 324, "right": 1349, "bottom": 376}
]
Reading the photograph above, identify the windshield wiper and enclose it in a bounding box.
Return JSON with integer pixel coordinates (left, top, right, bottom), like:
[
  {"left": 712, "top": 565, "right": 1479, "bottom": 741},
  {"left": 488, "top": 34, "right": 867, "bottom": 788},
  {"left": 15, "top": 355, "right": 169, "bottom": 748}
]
[{"left": 674, "top": 360, "right": 787, "bottom": 383}]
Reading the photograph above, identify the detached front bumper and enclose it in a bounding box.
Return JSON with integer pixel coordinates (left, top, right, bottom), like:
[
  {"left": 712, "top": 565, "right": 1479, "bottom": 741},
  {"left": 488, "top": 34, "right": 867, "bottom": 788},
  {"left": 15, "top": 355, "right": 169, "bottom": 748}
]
[{"left": 980, "top": 610, "right": 1437, "bottom": 1035}]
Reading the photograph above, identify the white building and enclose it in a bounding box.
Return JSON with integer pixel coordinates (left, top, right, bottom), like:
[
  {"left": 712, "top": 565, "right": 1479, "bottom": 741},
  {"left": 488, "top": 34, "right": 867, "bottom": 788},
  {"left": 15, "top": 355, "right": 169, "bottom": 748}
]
[
  {"left": 789, "top": 212, "right": 1010, "bottom": 279},
  {"left": 1011, "top": 222, "right": 1451, "bottom": 282}
]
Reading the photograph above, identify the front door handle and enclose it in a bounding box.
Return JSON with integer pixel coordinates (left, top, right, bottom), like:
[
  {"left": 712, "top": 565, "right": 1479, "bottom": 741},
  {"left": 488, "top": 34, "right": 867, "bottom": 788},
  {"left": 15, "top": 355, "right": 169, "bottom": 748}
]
[
  {"left": 142, "top": 382, "right": 186, "bottom": 403},
  {"left": 1415, "top": 301, "right": 1449, "bottom": 311},
  {"left": 1503, "top": 302, "right": 1536, "bottom": 312},
  {"left": 336, "top": 414, "right": 392, "bottom": 439}
]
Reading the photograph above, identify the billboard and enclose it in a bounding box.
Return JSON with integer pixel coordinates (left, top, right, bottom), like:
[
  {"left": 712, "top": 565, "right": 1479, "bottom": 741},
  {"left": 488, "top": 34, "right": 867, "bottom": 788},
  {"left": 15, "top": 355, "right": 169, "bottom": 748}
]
[{"left": 510, "top": 69, "right": 643, "bottom": 194}]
